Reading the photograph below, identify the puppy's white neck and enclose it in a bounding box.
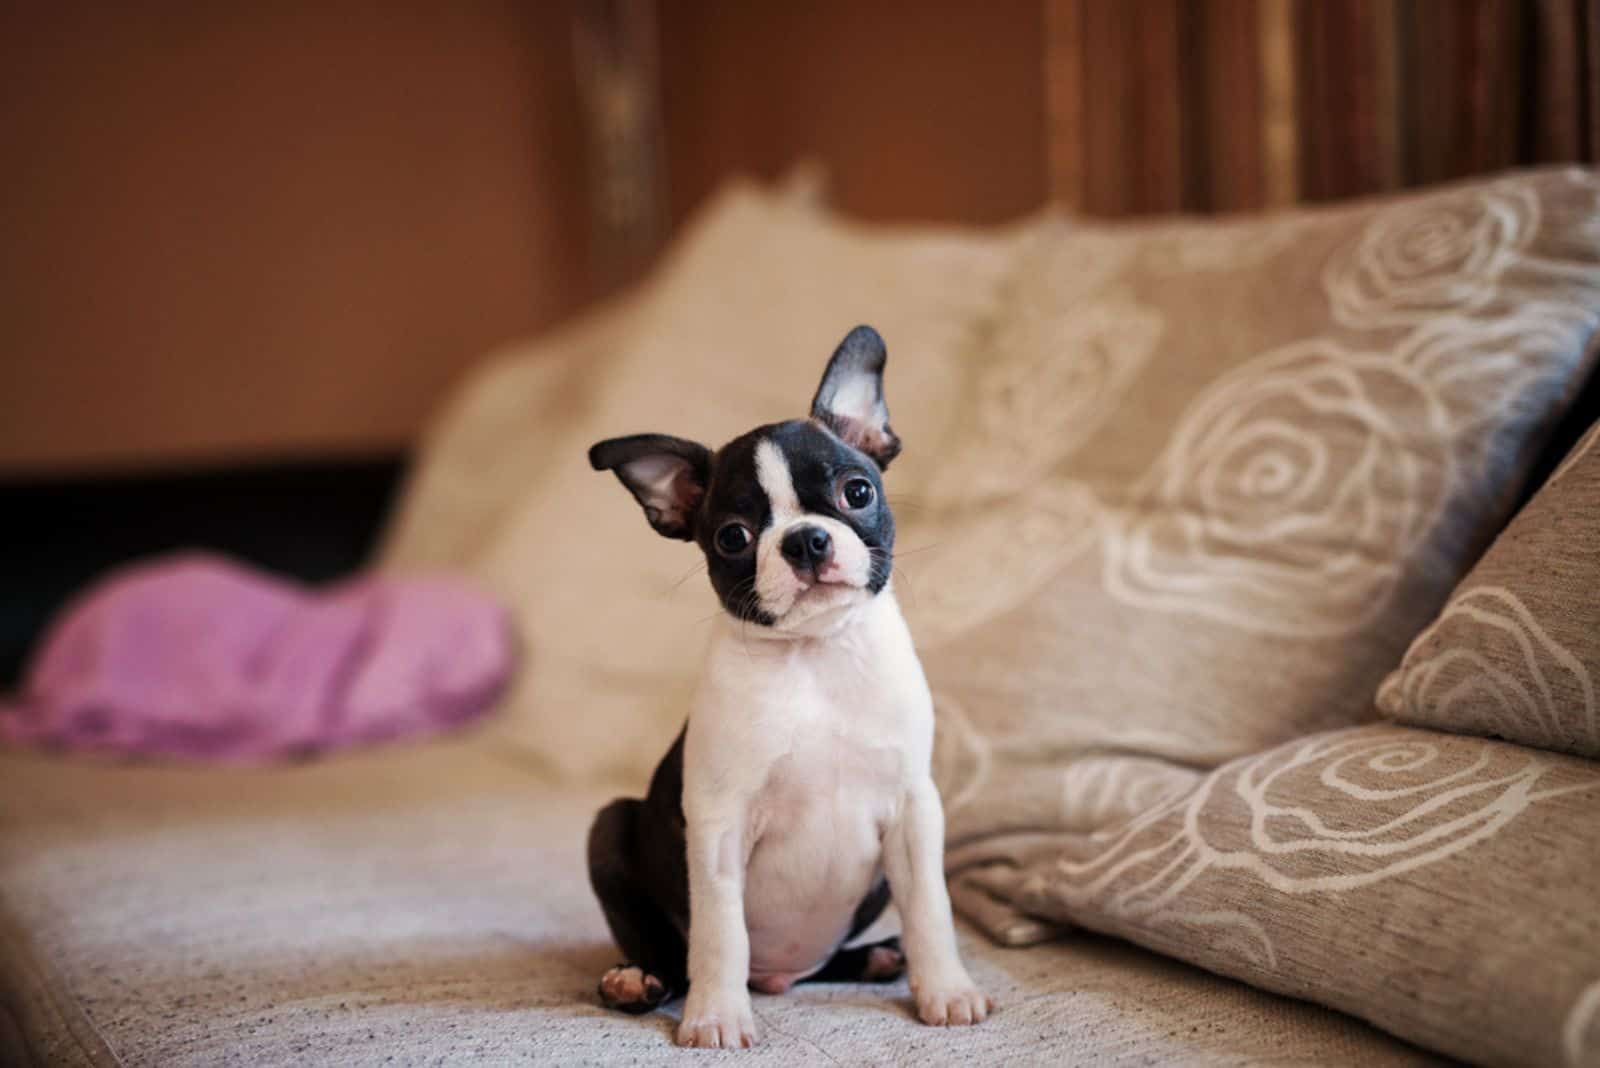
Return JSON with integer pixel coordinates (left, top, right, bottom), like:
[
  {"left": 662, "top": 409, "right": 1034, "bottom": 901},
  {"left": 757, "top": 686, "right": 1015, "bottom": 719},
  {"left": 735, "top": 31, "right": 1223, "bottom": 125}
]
[{"left": 715, "top": 584, "right": 901, "bottom": 647}]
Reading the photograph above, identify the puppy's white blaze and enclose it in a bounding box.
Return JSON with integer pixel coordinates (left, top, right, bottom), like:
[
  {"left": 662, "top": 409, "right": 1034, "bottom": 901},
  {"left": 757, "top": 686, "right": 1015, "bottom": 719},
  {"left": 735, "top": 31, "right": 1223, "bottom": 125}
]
[
  {"left": 754, "top": 439, "right": 802, "bottom": 520},
  {"left": 753, "top": 529, "right": 802, "bottom": 620},
  {"left": 753, "top": 440, "right": 806, "bottom": 616},
  {"left": 751, "top": 439, "right": 874, "bottom": 623}
]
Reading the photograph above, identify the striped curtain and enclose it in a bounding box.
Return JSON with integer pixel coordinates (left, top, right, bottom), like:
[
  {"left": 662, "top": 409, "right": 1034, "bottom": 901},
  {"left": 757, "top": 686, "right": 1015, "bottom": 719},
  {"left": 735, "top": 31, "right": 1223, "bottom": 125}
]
[{"left": 1046, "top": 0, "right": 1600, "bottom": 215}]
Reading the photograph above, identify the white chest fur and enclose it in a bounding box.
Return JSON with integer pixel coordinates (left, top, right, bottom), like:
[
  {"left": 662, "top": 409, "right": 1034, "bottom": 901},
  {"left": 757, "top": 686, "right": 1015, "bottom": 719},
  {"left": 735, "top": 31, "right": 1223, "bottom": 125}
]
[{"left": 682, "top": 589, "right": 933, "bottom": 981}]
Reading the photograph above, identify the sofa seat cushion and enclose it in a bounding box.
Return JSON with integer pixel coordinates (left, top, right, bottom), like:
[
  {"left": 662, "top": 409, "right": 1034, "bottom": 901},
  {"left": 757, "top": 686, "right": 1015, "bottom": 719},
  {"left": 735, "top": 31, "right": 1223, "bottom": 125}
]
[{"left": 0, "top": 741, "right": 1440, "bottom": 1067}]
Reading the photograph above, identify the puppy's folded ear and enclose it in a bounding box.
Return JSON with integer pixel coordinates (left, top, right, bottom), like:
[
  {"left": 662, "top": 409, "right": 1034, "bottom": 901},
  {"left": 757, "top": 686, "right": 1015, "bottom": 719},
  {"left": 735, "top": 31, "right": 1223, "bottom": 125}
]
[
  {"left": 589, "top": 434, "right": 712, "bottom": 541},
  {"left": 810, "top": 324, "right": 902, "bottom": 470}
]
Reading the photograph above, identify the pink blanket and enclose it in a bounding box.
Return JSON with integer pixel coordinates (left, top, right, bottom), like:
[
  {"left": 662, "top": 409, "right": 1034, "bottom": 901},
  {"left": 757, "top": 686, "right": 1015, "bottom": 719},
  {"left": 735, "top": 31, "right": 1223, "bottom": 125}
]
[{"left": 0, "top": 555, "right": 515, "bottom": 762}]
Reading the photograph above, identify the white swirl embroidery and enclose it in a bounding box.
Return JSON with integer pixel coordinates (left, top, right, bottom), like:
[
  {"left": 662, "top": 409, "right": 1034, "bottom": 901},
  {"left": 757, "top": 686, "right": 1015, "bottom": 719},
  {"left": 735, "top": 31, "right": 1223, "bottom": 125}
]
[
  {"left": 1394, "top": 304, "right": 1599, "bottom": 492},
  {"left": 1057, "top": 756, "right": 1203, "bottom": 836},
  {"left": 1138, "top": 216, "right": 1318, "bottom": 274},
  {"left": 1324, "top": 182, "right": 1540, "bottom": 328},
  {"left": 932, "top": 287, "right": 1163, "bottom": 505},
  {"left": 905, "top": 478, "right": 1104, "bottom": 649},
  {"left": 1101, "top": 339, "right": 1453, "bottom": 636},
  {"left": 1564, "top": 979, "right": 1600, "bottom": 1068},
  {"left": 1379, "top": 586, "right": 1599, "bottom": 756},
  {"left": 1022, "top": 729, "right": 1600, "bottom": 966}
]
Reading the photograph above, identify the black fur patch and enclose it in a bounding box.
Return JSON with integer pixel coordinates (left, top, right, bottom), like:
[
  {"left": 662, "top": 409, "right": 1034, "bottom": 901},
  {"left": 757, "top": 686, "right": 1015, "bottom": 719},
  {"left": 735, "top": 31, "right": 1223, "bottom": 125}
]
[{"left": 694, "top": 420, "right": 895, "bottom": 623}]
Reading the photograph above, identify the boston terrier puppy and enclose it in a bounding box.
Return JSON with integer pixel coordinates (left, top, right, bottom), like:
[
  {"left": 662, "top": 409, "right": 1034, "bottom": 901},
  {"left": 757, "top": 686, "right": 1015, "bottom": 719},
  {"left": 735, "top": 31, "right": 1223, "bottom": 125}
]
[{"left": 585, "top": 325, "right": 991, "bottom": 1049}]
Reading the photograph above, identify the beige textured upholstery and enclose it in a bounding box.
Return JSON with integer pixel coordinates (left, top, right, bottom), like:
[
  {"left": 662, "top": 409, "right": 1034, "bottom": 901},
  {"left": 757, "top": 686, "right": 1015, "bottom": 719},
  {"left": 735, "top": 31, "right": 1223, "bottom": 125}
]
[{"left": 0, "top": 738, "right": 1441, "bottom": 1066}]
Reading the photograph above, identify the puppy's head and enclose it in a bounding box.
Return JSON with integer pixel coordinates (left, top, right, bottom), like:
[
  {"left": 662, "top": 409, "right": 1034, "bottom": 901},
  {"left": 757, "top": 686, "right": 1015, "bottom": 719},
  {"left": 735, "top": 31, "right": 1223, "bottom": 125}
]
[{"left": 590, "top": 325, "right": 901, "bottom": 634}]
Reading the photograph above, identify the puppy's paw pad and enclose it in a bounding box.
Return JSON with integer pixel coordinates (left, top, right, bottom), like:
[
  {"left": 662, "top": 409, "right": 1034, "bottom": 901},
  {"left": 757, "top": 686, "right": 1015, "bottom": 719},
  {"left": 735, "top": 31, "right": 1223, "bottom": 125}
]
[
  {"left": 598, "top": 964, "right": 668, "bottom": 1013},
  {"left": 676, "top": 991, "right": 758, "bottom": 1049},
  {"left": 863, "top": 944, "right": 906, "bottom": 982},
  {"left": 915, "top": 984, "right": 994, "bottom": 1027}
]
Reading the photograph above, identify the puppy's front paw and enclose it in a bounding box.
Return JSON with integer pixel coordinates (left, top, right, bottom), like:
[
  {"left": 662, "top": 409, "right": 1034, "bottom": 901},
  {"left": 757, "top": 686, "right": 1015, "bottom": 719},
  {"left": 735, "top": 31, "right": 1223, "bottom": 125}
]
[
  {"left": 910, "top": 973, "right": 994, "bottom": 1027},
  {"left": 676, "top": 987, "right": 758, "bottom": 1049}
]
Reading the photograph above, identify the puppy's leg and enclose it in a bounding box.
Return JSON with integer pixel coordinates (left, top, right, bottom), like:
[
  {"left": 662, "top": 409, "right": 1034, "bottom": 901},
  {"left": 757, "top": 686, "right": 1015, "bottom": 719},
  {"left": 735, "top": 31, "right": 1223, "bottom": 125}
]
[
  {"left": 883, "top": 779, "right": 993, "bottom": 1027},
  {"left": 677, "top": 811, "right": 758, "bottom": 1048},
  {"left": 587, "top": 798, "right": 686, "bottom": 1013}
]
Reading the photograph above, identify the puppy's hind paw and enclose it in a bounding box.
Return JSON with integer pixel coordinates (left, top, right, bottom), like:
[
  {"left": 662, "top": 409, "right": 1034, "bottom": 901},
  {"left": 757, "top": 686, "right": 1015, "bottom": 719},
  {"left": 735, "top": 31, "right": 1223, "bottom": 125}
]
[
  {"left": 863, "top": 940, "right": 906, "bottom": 982},
  {"left": 598, "top": 964, "right": 669, "bottom": 1014}
]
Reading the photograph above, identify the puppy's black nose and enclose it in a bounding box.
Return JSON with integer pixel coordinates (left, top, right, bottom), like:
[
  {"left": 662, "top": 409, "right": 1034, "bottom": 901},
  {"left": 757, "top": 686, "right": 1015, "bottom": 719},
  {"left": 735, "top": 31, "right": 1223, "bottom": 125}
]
[{"left": 780, "top": 525, "right": 832, "bottom": 569}]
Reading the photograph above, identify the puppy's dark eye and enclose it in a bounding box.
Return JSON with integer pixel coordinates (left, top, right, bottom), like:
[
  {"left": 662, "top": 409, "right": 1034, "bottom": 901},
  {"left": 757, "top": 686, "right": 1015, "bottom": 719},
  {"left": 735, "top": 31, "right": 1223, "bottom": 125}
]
[
  {"left": 840, "top": 477, "right": 875, "bottom": 511},
  {"left": 714, "top": 521, "right": 753, "bottom": 556}
]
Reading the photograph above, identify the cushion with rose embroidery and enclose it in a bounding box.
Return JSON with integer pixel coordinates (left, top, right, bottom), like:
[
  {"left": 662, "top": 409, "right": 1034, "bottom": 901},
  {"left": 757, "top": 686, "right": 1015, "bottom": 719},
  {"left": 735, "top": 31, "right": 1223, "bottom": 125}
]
[
  {"left": 1377, "top": 416, "right": 1600, "bottom": 757},
  {"left": 1006, "top": 724, "right": 1600, "bottom": 1068},
  {"left": 889, "top": 167, "right": 1600, "bottom": 939}
]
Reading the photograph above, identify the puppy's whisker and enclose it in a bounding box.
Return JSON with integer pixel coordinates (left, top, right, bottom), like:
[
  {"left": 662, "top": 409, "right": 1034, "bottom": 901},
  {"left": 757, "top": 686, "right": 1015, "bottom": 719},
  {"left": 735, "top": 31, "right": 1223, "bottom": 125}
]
[
  {"left": 892, "top": 562, "right": 921, "bottom": 609},
  {"left": 887, "top": 494, "right": 933, "bottom": 516},
  {"left": 665, "top": 560, "right": 709, "bottom": 596}
]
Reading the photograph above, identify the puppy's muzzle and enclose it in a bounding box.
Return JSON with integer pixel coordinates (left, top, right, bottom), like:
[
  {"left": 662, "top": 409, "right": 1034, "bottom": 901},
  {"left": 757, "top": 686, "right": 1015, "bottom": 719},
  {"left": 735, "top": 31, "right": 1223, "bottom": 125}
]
[{"left": 780, "top": 524, "right": 832, "bottom": 577}]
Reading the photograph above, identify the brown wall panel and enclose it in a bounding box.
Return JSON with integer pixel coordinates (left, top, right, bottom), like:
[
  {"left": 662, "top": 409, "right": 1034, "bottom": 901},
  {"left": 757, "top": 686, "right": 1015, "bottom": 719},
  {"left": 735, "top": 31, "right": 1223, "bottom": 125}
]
[
  {"left": 1049, "top": 0, "right": 1266, "bottom": 216},
  {"left": 1297, "top": 0, "right": 1401, "bottom": 202},
  {"left": 1398, "top": 0, "right": 1521, "bottom": 187},
  {"left": 657, "top": 0, "right": 1049, "bottom": 226},
  {"left": 1192, "top": 0, "right": 1266, "bottom": 212},
  {"left": 1080, "top": 0, "right": 1185, "bottom": 215},
  {"left": 0, "top": 4, "right": 590, "bottom": 473}
]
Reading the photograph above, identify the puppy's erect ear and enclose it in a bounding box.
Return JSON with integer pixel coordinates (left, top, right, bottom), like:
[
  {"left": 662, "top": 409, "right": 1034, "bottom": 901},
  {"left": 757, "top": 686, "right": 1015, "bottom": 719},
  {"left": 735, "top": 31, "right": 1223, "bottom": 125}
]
[
  {"left": 810, "top": 324, "right": 902, "bottom": 470},
  {"left": 589, "top": 434, "right": 712, "bottom": 541}
]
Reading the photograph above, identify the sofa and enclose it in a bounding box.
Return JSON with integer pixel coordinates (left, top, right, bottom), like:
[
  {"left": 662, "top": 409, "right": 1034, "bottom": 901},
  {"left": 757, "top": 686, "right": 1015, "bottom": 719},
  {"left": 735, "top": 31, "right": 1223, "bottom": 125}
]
[{"left": 4, "top": 167, "right": 1599, "bottom": 1066}]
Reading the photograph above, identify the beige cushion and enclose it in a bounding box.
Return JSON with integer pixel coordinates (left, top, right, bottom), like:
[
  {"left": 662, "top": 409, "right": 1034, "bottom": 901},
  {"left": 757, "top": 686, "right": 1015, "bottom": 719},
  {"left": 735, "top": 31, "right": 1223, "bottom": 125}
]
[
  {"left": 0, "top": 741, "right": 1442, "bottom": 1067},
  {"left": 1378, "top": 419, "right": 1600, "bottom": 756},
  {"left": 385, "top": 168, "right": 1600, "bottom": 804},
  {"left": 380, "top": 178, "right": 1022, "bottom": 784},
  {"left": 905, "top": 167, "right": 1600, "bottom": 923},
  {"left": 1006, "top": 724, "right": 1600, "bottom": 1068}
]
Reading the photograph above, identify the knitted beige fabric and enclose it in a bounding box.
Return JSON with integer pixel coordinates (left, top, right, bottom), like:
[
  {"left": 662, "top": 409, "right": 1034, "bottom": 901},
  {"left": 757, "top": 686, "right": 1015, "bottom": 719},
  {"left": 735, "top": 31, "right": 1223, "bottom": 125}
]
[
  {"left": 0, "top": 740, "right": 1443, "bottom": 1067},
  {"left": 1379, "top": 419, "right": 1600, "bottom": 757}
]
